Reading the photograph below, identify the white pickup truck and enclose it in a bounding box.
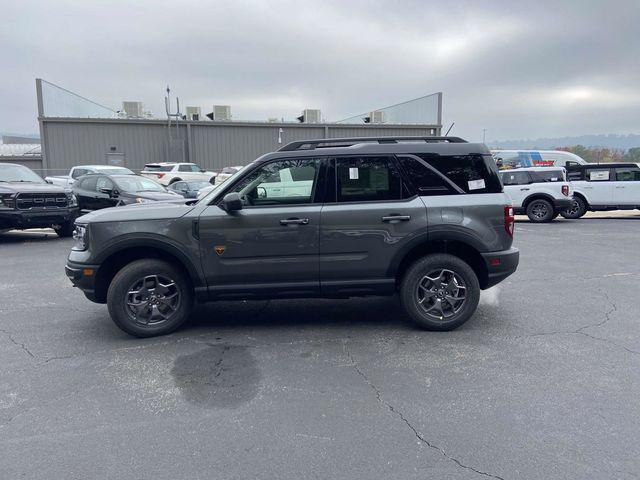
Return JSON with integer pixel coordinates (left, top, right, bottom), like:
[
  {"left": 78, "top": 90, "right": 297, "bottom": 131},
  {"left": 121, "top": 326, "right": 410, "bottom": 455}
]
[
  {"left": 499, "top": 167, "right": 573, "bottom": 222},
  {"left": 45, "top": 165, "right": 135, "bottom": 189}
]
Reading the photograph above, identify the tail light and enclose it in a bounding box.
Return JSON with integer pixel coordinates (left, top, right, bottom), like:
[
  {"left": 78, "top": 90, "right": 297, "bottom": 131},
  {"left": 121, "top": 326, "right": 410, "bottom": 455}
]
[
  {"left": 562, "top": 185, "right": 569, "bottom": 196},
  {"left": 156, "top": 173, "right": 165, "bottom": 179},
  {"left": 504, "top": 205, "right": 515, "bottom": 237}
]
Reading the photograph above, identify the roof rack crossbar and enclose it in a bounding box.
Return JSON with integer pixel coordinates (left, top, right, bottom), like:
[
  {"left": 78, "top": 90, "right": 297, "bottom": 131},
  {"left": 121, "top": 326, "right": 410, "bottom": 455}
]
[{"left": 278, "top": 136, "right": 467, "bottom": 151}]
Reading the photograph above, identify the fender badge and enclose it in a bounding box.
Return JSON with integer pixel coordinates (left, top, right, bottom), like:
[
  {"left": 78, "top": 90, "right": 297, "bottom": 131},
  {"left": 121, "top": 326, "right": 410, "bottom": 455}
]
[{"left": 214, "top": 246, "right": 226, "bottom": 256}]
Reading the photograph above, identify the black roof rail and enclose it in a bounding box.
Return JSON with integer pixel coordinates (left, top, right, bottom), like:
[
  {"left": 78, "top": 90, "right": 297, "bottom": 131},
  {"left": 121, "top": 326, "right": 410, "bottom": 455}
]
[{"left": 278, "top": 136, "right": 467, "bottom": 151}]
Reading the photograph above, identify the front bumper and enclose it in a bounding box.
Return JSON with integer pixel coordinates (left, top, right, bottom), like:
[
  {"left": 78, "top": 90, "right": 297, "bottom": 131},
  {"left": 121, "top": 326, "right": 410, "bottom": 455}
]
[
  {"left": 481, "top": 247, "right": 519, "bottom": 289},
  {"left": 0, "top": 208, "right": 79, "bottom": 230},
  {"left": 65, "top": 260, "right": 102, "bottom": 303}
]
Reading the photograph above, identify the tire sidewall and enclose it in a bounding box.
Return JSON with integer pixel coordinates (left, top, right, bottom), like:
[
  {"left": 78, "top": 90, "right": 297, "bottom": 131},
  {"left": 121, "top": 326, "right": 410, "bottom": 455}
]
[
  {"left": 400, "top": 254, "right": 480, "bottom": 331},
  {"left": 561, "top": 197, "right": 586, "bottom": 219},
  {"left": 526, "top": 199, "right": 554, "bottom": 222},
  {"left": 107, "top": 259, "right": 194, "bottom": 337}
]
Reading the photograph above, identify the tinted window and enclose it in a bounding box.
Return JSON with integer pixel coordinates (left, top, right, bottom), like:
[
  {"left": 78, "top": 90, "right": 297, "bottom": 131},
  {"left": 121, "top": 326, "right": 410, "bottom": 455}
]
[
  {"left": 143, "top": 165, "right": 173, "bottom": 172},
  {"left": 586, "top": 169, "right": 611, "bottom": 182},
  {"left": 615, "top": 167, "right": 640, "bottom": 181},
  {"left": 419, "top": 154, "right": 502, "bottom": 193},
  {"left": 500, "top": 171, "right": 530, "bottom": 186},
  {"left": 79, "top": 176, "right": 98, "bottom": 191},
  {"left": 336, "top": 157, "right": 402, "bottom": 202},
  {"left": 229, "top": 159, "right": 318, "bottom": 206},
  {"left": 397, "top": 156, "right": 456, "bottom": 195},
  {"left": 530, "top": 170, "right": 565, "bottom": 183},
  {"left": 96, "top": 176, "right": 114, "bottom": 191}
]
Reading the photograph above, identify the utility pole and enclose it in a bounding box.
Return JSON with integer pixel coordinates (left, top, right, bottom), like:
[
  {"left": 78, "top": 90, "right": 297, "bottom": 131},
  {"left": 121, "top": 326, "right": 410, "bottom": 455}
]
[{"left": 482, "top": 128, "right": 486, "bottom": 143}]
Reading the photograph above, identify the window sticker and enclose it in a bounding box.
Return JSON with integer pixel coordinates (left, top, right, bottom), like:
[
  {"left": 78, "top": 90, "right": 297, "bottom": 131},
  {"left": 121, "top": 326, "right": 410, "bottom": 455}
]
[
  {"left": 589, "top": 170, "right": 609, "bottom": 181},
  {"left": 349, "top": 167, "right": 359, "bottom": 180},
  {"left": 468, "top": 179, "right": 486, "bottom": 190}
]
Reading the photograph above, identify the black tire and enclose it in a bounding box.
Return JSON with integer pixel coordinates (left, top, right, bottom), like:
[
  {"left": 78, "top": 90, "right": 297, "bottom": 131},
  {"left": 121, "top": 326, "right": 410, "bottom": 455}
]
[
  {"left": 400, "top": 253, "right": 480, "bottom": 331},
  {"left": 107, "top": 259, "right": 194, "bottom": 337},
  {"left": 560, "top": 196, "right": 587, "bottom": 219},
  {"left": 169, "top": 178, "right": 182, "bottom": 185},
  {"left": 54, "top": 221, "right": 74, "bottom": 238},
  {"left": 526, "top": 198, "right": 554, "bottom": 223}
]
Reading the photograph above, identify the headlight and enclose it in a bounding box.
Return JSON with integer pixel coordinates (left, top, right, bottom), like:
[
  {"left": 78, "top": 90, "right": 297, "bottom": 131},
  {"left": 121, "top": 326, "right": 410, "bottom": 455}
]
[
  {"left": 72, "top": 224, "right": 87, "bottom": 251},
  {"left": 67, "top": 193, "right": 78, "bottom": 207},
  {"left": 135, "top": 197, "right": 152, "bottom": 204},
  {"left": 0, "top": 194, "right": 13, "bottom": 209}
]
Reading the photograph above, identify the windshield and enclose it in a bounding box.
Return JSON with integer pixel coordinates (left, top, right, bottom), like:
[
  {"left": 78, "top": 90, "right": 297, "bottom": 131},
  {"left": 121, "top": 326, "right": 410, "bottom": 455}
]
[
  {"left": 188, "top": 181, "right": 211, "bottom": 189},
  {"left": 116, "top": 176, "right": 166, "bottom": 193},
  {"left": 0, "top": 164, "right": 44, "bottom": 183},
  {"left": 94, "top": 167, "right": 134, "bottom": 175},
  {"left": 197, "top": 164, "right": 249, "bottom": 204}
]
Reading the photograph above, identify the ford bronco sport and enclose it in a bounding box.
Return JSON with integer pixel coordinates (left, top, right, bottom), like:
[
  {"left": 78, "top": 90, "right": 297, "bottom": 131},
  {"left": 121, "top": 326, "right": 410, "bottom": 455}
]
[{"left": 66, "top": 136, "right": 519, "bottom": 337}]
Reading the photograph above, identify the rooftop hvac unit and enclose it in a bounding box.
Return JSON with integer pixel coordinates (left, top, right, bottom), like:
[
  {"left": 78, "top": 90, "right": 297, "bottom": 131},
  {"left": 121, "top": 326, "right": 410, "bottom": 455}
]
[
  {"left": 186, "top": 106, "right": 201, "bottom": 121},
  {"left": 212, "top": 105, "right": 232, "bottom": 121},
  {"left": 364, "top": 110, "right": 386, "bottom": 124},
  {"left": 122, "top": 101, "right": 144, "bottom": 118},
  {"left": 296, "top": 109, "right": 322, "bottom": 124}
]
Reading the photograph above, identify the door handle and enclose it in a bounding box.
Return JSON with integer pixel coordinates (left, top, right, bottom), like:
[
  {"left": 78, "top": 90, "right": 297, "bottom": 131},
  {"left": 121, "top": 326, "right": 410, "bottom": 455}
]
[
  {"left": 520, "top": 188, "right": 530, "bottom": 191},
  {"left": 382, "top": 215, "right": 411, "bottom": 223},
  {"left": 615, "top": 186, "right": 625, "bottom": 189},
  {"left": 280, "top": 218, "right": 309, "bottom": 225}
]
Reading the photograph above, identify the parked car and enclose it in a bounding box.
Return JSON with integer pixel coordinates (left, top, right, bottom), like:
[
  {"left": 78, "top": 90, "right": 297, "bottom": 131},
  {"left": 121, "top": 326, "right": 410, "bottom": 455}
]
[
  {"left": 492, "top": 150, "right": 588, "bottom": 170},
  {"left": 140, "top": 162, "right": 216, "bottom": 186},
  {"left": 561, "top": 162, "right": 640, "bottom": 218},
  {"left": 0, "top": 163, "right": 78, "bottom": 236},
  {"left": 72, "top": 174, "right": 181, "bottom": 212},
  {"left": 66, "top": 136, "right": 519, "bottom": 338},
  {"left": 45, "top": 165, "right": 135, "bottom": 189},
  {"left": 167, "top": 180, "right": 212, "bottom": 199},
  {"left": 499, "top": 167, "right": 573, "bottom": 222},
  {"left": 214, "top": 165, "right": 244, "bottom": 185}
]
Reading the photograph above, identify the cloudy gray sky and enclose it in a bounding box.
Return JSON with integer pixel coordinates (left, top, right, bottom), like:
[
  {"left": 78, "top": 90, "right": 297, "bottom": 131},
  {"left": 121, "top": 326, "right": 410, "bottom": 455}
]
[{"left": 1, "top": 0, "right": 639, "bottom": 142}]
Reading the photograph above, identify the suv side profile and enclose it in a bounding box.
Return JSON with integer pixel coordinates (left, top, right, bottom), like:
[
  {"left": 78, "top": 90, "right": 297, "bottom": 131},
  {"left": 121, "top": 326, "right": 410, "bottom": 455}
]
[
  {"left": 66, "top": 136, "right": 519, "bottom": 337},
  {"left": 561, "top": 163, "right": 640, "bottom": 218},
  {"left": 140, "top": 162, "right": 216, "bottom": 185},
  {"left": 499, "top": 167, "right": 573, "bottom": 222}
]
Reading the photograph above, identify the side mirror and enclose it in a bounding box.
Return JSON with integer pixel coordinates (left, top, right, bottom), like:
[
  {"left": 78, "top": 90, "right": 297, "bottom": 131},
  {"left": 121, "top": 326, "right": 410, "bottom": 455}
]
[
  {"left": 99, "top": 187, "right": 117, "bottom": 197},
  {"left": 200, "top": 169, "right": 206, "bottom": 173},
  {"left": 221, "top": 192, "right": 243, "bottom": 212}
]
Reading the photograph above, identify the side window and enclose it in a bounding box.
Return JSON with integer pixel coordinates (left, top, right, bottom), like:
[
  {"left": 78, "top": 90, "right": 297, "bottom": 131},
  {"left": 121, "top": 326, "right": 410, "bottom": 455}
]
[
  {"left": 178, "top": 164, "right": 191, "bottom": 172},
  {"left": 335, "top": 156, "right": 402, "bottom": 202},
  {"left": 229, "top": 158, "right": 319, "bottom": 206},
  {"left": 397, "top": 156, "right": 456, "bottom": 195},
  {"left": 500, "top": 171, "right": 530, "bottom": 186},
  {"left": 530, "top": 170, "right": 564, "bottom": 183},
  {"left": 586, "top": 169, "right": 611, "bottom": 182},
  {"left": 96, "top": 177, "right": 114, "bottom": 192},
  {"left": 419, "top": 154, "right": 503, "bottom": 193},
  {"left": 81, "top": 176, "right": 98, "bottom": 192},
  {"left": 615, "top": 168, "right": 640, "bottom": 181},
  {"left": 190, "top": 165, "right": 203, "bottom": 172}
]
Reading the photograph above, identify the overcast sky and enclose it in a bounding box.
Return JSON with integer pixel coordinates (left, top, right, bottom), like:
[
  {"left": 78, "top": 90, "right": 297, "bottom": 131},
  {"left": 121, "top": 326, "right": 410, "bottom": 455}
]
[{"left": 1, "top": 0, "right": 639, "bottom": 142}]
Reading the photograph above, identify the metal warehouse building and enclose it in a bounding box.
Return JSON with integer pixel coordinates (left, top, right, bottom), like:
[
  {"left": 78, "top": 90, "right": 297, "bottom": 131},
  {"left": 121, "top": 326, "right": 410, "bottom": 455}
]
[{"left": 33, "top": 79, "right": 444, "bottom": 176}]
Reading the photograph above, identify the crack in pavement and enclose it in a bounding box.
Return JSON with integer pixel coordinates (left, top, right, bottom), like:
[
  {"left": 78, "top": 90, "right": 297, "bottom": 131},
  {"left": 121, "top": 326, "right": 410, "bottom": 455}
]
[
  {"left": 0, "top": 328, "right": 36, "bottom": 360},
  {"left": 343, "top": 343, "right": 506, "bottom": 480}
]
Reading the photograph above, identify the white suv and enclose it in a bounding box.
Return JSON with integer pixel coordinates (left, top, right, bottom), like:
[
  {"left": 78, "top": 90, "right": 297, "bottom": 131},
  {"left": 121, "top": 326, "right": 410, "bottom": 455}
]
[
  {"left": 499, "top": 167, "right": 573, "bottom": 222},
  {"left": 140, "top": 163, "right": 216, "bottom": 186},
  {"left": 561, "top": 162, "right": 640, "bottom": 218}
]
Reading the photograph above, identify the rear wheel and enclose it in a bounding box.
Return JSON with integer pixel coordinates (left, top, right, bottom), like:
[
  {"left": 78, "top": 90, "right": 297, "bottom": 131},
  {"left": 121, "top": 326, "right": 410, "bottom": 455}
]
[
  {"left": 400, "top": 254, "right": 480, "bottom": 331},
  {"left": 526, "top": 199, "right": 554, "bottom": 223},
  {"left": 107, "top": 259, "right": 194, "bottom": 337},
  {"left": 561, "top": 197, "right": 587, "bottom": 219}
]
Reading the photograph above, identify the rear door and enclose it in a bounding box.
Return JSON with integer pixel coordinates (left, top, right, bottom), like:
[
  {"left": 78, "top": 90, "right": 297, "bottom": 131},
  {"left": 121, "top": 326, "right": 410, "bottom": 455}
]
[
  {"left": 612, "top": 166, "right": 640, "bottom": 205},
  {"left": 319, "top": 156, "right": 428, "bottom": 295},
  {"left": 583, "top": 167, "right": 613, "bottom": 205},
  {"left": 500, "top": 171, "right": 532, "bottom": 207}
]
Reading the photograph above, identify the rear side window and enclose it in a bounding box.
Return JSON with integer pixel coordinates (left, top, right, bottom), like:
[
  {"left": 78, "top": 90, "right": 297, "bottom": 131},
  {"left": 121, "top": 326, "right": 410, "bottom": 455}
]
[
  {"left": 418, "top": 154, "right": 502, "bottom": 193},
  {"left": 615, "top": 167, "right": 640, "bottom": 181},
  {"left": 530, "top": 170, "right": 565, "bottom": 183},
  {"left": 586, "top": 169, "right": 611, "bottom": 181},
  {"left": 397, "top": 156, "right": 456, "bottom": 195},
  {"left": 143, "top": 165, "right": 173, "bottom": 172},
  {"left": 500, "top": 171, "right": 530, "bottom": 186},
  {"left": 335, "top": 156, "right": 403, "bottom": 202},
  {"left": 79, "top": 176, "right": 98, "bottom": 191}
]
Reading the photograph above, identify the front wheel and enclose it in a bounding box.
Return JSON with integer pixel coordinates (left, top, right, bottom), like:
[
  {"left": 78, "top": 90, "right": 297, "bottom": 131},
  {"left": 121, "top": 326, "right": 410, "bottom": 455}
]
[
  {"left": 107, "top": 259, "right": 194, "bottom": 337},
  {"left": 400, "top": 253, "right": 480, "bottom": 331},
  {"left": 561, "top": 197, "right": 587, "bottom": 219},
  {"left": 526, "top": 199, "right": 554, "bottom": 222}
]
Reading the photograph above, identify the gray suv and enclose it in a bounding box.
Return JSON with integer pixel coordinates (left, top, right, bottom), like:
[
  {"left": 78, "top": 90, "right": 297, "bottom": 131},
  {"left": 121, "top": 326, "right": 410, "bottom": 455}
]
[{"left": 66, "top": 136, "right": 519, "bottom": 337}]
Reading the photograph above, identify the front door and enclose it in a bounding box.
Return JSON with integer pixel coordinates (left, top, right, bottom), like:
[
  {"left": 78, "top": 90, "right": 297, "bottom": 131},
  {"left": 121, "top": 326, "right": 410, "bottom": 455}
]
[
  {"left": 319, "top": 156, "right": 428, "bottom": 296},
  {"left": 612, "top": 166, "right": 640, "bottom": 205},
  {"left": 198, "top": 157, "right": 323, "bottom": 298}
]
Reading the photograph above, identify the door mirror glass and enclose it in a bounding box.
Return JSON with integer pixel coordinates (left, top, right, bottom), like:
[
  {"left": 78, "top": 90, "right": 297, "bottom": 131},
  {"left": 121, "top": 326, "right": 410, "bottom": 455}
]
[
  {"left": 222, "top": 192, "right": 243, "bottom": 212},
  {"left": 99, "top": 187, "right": 113, "bottom": 195}
]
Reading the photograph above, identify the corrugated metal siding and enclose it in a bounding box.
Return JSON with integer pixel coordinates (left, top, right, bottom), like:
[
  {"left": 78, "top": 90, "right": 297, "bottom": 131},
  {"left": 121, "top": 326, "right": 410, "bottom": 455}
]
[{"left": 41, "top": 119, "right": 441, "bottom": 174}]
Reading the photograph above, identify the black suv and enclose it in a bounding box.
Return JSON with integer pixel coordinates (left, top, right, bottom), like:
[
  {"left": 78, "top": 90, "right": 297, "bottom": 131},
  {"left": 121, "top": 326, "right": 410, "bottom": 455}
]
[
  {"left": 0, "top": 163, "right": 78, "bottom": 236},
  {"left": 66, "top": 136, "right": 519, "bottom": 337}
]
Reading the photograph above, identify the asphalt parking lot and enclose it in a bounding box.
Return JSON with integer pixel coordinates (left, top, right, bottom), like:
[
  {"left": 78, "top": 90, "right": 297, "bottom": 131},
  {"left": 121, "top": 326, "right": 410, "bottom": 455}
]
[{"left": 1, "top": 214, "right": 639, "bottom": 480}]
